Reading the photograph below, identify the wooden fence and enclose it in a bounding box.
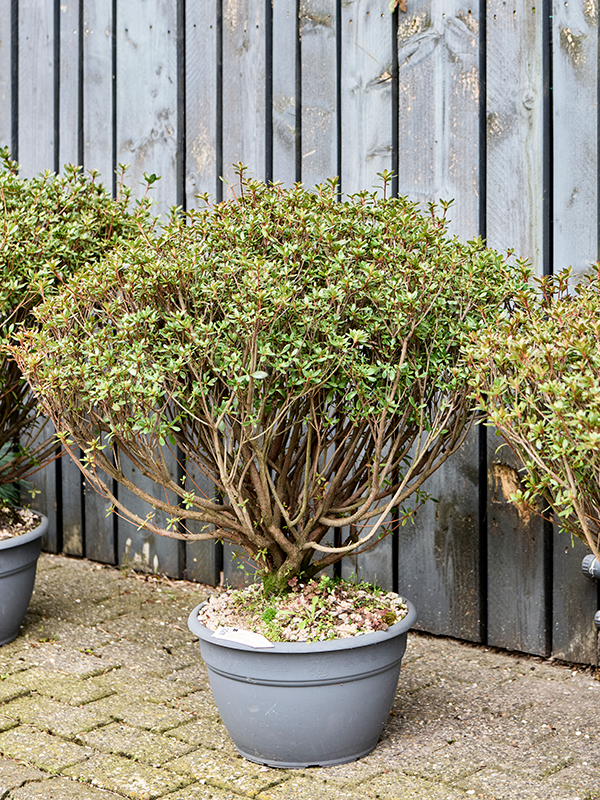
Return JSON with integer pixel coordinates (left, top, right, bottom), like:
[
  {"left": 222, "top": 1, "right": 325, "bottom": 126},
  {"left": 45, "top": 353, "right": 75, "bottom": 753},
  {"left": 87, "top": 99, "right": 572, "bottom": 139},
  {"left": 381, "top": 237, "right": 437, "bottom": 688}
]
[{"left": 1, "top": 0, "right": 598, "bottom": 664}]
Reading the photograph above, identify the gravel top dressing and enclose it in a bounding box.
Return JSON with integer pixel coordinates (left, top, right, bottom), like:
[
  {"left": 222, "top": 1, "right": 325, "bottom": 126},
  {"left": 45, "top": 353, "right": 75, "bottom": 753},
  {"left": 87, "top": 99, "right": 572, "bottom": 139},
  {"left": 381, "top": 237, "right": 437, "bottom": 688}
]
[
  {"left": 0, "top": 504, "right": 41, "bottom": 541},
  {"left": 197, "top": 575, "right": 409, "bottom": 643}
]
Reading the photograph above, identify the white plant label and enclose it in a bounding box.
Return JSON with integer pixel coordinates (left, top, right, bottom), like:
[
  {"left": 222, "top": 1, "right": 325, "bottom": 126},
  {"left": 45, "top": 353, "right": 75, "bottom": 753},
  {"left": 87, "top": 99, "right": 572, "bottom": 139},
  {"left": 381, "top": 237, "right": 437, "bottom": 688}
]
[{"left": 212, "top": 626, "right": 274, "bottom": 648}]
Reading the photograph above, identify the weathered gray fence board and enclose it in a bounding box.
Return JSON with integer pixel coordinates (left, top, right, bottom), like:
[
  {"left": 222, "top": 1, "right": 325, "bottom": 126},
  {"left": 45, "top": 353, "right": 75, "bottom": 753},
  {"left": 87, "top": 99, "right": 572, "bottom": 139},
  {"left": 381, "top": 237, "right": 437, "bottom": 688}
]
[
  {"left": 550, "top": 0, "right": 599, "bottom": 662},
  {"left": 117, "top": 452, "right": 183, "bottom": 576},
  {"left": 82, "top": 0, "right": 114, "bottom": 182},
  {"left": 273, "top": 0, "right": 297, "bottom": 185},
  {"left": 59, "top": 2, "right": 80, "bottom": 167},
  {"left": 486, "top": 0, "right": 544, "bottom": 266},
  {"left": 185, "top": 0, "right": 218, "bottom": 205},
  {"left": 396, "top": 429, "right": 482, "bottom": 640},
  {"left": 84, "top": 464, "right": 116, "bottom": 565},
  {"left": 300, "top": 0, "right": 337, "bottom": 187},
  {"left": 113, "top": 1, "right": 181, "bottom": 575},
  {"left": 553, "top": 530, "right": 599, "bottom": 665},
  {"left": 552, "top": 0, "right": 598, "bottom": 279},
  {"left": 341, "top": 0, "right": 392, "bottom": 195},
  {"left": 18, "top": 0, "right": 55, "bottom": 175},
  {"left": 31, "top": 421, "right": 58, "bottom": 553},
  {"left": 0, "top": 0, "right": 11, "bottom": 150},
  {"left": 394, "top": 0, "right": 483, "bottom": 642},
  {"left": 486, "top": 440, "right": 549, "bottom": 655},
  {"left": 222, "top": 0, "right": 265, "bottom": 191},
  {"left": 116, "top": 0, "right": 178, "bottom": 215},
  {"left": 61, "top": 452, "right": 83, "bottom": 557},
  {"left": 485, "top": 0, "right": 549, "bottom": 656}
]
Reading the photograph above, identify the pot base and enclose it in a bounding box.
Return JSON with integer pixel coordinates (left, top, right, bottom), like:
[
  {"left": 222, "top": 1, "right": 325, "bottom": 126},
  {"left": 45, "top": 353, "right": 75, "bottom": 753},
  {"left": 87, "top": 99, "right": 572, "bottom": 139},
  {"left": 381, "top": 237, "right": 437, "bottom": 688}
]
[{"left": 234, "top": 742, "right": 377, "bottom": 770}]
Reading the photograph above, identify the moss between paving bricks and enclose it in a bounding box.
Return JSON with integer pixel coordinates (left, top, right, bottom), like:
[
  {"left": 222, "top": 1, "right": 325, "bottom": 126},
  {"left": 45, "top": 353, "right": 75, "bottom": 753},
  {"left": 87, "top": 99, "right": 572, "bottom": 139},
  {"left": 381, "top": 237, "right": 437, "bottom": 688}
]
[
  {"left": 92, "top": 640, "right": 195, "bottom": 677},
  {"left": 86, "top": 693, "right": 196, "bottom": 732},
  {"left": 2, "top": 695, "right": 113, "bottom": 737},
  {"left": 166, "top": 750, "right": 290, "bottom": 797},
  {"left": 8, "top": 775, "right": 126, "bottom": 800},
  {"left": 0, "top": 726, "right": 92, "bottom": 771},
  {"left": 90, "top": 670, "right": 200, "bottom": 705},
  {"left": 78, "top": 721, "right": 195, "bottom": 766},
  {"left": 0, "top": 757, "right": 46, "bottom": 794},
  {"left": 62, "top": 752, "right": 192, "bottom": 799},
  {"left": 13, "top": 642, "right": 120, "bottom": 677},
  {"left": 5, "top": 666, "right": 115, "bottom": 705}
]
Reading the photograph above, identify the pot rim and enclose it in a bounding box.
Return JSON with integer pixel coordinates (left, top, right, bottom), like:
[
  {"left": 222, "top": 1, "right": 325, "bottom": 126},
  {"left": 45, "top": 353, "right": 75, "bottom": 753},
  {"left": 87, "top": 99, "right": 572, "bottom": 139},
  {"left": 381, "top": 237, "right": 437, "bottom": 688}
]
[
  {"left": 0, "top": 510, "right": 48, "bottom": 551},
  {"left": 188, "top": 596, "right": 417, "bottom": 654}
]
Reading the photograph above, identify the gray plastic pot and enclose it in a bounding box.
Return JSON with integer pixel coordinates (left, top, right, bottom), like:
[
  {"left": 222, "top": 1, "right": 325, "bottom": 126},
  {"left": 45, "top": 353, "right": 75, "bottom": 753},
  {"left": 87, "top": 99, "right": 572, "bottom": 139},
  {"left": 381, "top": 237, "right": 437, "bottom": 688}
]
[
  {"left": 0, "top": 512, "right": 47, "bottom": 646},
  {"left": 188, "top": 597, "right": 417, "bottom": 768}
]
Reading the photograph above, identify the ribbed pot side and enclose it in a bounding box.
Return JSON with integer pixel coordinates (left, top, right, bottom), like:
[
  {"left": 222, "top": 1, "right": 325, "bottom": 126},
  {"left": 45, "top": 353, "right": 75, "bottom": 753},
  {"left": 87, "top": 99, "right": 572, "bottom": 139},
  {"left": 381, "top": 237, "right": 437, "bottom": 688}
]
[
  {"left": 0, "top": 513, "right": 47, "bottom": 646},
  {"left": 188, "top": 598, "right": 417, "bottom": 768}
]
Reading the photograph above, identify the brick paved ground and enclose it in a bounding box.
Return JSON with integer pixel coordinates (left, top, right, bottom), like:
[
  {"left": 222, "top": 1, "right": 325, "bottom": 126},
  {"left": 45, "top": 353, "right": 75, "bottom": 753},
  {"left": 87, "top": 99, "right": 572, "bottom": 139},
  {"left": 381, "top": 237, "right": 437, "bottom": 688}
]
[{"left": 0, "top": 553, "right": 598, "bottom": 799}]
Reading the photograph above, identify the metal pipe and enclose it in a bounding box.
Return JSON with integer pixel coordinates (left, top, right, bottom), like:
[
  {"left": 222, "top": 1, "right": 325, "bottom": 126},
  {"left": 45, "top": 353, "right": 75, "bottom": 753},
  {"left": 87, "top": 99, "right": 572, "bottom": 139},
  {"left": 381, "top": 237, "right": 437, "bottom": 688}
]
[{"left": 581, "top": 555, "right": 600, "bottom": 580}]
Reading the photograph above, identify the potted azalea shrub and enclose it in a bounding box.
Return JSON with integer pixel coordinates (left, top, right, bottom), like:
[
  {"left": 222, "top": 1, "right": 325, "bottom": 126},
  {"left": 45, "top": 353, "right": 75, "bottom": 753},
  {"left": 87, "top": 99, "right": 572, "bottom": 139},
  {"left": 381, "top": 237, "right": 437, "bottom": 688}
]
[
  {"left": 12, "top": 167, "right": 528, "bottom": 765},
  {"left": 464, "top": 266, "right": 600, "bottom": 564},
  {"left": 0, "top": 149, "right": 154, "bottom": 645}
]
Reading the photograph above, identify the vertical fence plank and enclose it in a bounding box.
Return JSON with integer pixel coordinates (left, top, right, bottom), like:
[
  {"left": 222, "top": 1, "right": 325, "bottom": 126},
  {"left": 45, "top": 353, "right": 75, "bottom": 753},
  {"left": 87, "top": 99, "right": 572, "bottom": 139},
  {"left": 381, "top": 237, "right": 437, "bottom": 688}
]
[
  {"left": 183, "top": 3, "right": 220, "bottom": 582},
  {"left": 17, "top": 0, "right": 55, "bottom": 175},
  {"left": 185, "top": 0, "right": 218, "bottom": 205},
  {"left": 114, "top": 0, "right": 181, "bottom": 576},
  {"left": 394, "top": 0, "right": 483, "bottom": 641},
  {"left": 300, "top": 0, "right": 337, "bottom": 187},
  {"left": 116, "top": 0, "right": 178, "bottom": 215},
  {"left": 551, "top": 0, "right": 599, "bottom": 663},
  {"left": 83, "top": 0, "right": 114, "bottom": 182},
  {"left": 0, "top": 0, "right": 11, "bottom": 150},
  {"left": 337, "top": 0, "right": 393, "bottom": 590},
  {"left": 221, "top": 0, "right": 265, "bottom": 192},
  {"left": 486, "top": 0, "right": 549, "bottom": 656},
  {"left": 30, "top": 422, "right": 58, "bottom": 553},
  {"left": 58, "top": 2, "right": 84, "bottom": 556},
  {"left": 59, "top": 1, "right": 80, "bottom": 167},
  {"left": 341, "top": 0, "right": 392, "bottom": 195},
  {"left": 272, "top": 0, "right": 297, "bottom": 185},
  {"left": 552, "top": 0, "right": 598, "bottom": 279},
  {"left": 553, "top": 532, "right": 599, "bottom": 665}
]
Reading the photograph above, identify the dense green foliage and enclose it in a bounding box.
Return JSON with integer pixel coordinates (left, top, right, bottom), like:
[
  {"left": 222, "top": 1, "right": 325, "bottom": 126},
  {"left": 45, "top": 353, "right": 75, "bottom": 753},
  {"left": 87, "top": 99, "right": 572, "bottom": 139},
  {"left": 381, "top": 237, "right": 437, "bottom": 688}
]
[
  {"left": 13, "top": 169, "right": 529, "bottom": 589},
  {"left": 464, "top": 267, "right": 600, "bottom": 560},
  {"left": 0, "top": 149, "right": 154, "bottom": 492}
]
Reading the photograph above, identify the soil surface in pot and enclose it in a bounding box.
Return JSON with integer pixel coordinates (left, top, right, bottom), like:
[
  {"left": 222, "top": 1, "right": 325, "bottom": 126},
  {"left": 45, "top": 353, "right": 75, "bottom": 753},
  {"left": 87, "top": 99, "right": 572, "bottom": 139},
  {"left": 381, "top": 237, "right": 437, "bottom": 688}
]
[
  {"left": 197, "top": 575, "right": 408, "bottom": 643},
  {"left": 0, "top": 503, "right": 41, "bottom": 541}
]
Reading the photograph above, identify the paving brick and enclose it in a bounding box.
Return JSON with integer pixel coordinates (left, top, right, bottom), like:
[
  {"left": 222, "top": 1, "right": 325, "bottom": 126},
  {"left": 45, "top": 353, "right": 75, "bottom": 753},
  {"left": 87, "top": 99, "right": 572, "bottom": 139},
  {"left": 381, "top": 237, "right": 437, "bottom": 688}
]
[
  {"left": 78, "top": 721, "right": 195, "bottom": 766},
  {"left": 9, "top": 775, "right": 124, "bottom": 799},
  {"left": 63, "top": 752, "right": 192, "bottom": 800},
  {"left": 0, "top": 726, "right": 92, "bottom": 771},
  {"left": 14, "top": 642, "right": 120, "bottom": 678},
  {"left": 93, "top": 640, "right": 194, "bottom": 677},
  {"left": 101, "top": 616, "right": 196, "bottom": 649},
  {"left": 0, "top": 757, "right": 46, "bottom": 794},
  {"left": 90, "top": 669, "right": 198, "bottom": 704},
  {"left": 166, "top": 750, "right": 290, "bottom": 797},
  {"left": 86, "top": 694, "right": 195, "bottom": 732},
  {"left": 5, "top": 666, "right": 114, "bottom": 705},
  {"left": 2, "top": 695, "right": 112, "bottom": 737}
]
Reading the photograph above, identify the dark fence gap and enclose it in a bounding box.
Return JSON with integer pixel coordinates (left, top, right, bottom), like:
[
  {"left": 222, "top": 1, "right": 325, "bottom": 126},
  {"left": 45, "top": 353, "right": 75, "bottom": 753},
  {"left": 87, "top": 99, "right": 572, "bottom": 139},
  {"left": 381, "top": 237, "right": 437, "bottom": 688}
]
[
  {"left": 77, "top": 0, "right": 84, "bottom": 169},
  {"left": 265, "top": 0, "right": 273, "bottom": 183},
  {"left": 478, "top": 0, "right": 488, "bottom": 645},
  {"left": 111, "top": 0, "right": 117, "bottom": 198},
  {"left": 294, "top": 0, "right": 301, "bottom": 184},
  {"left": 391, "top": 6, "right": 399, "bottom": 200},
  {"left": 10, "top": 0, "right": 17, "bottom": 159},
  {"left": 335, "top": 0, "right": 341, "bottom": 198},
  {"left": 177, "top": 0, "right": 186, "bottom": 211},
  {"left": 216, "top": 0, "right": 223, "bottom": 202},
  {"left": 53, "top": 0, "right": 60, "bottom": 173}
]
